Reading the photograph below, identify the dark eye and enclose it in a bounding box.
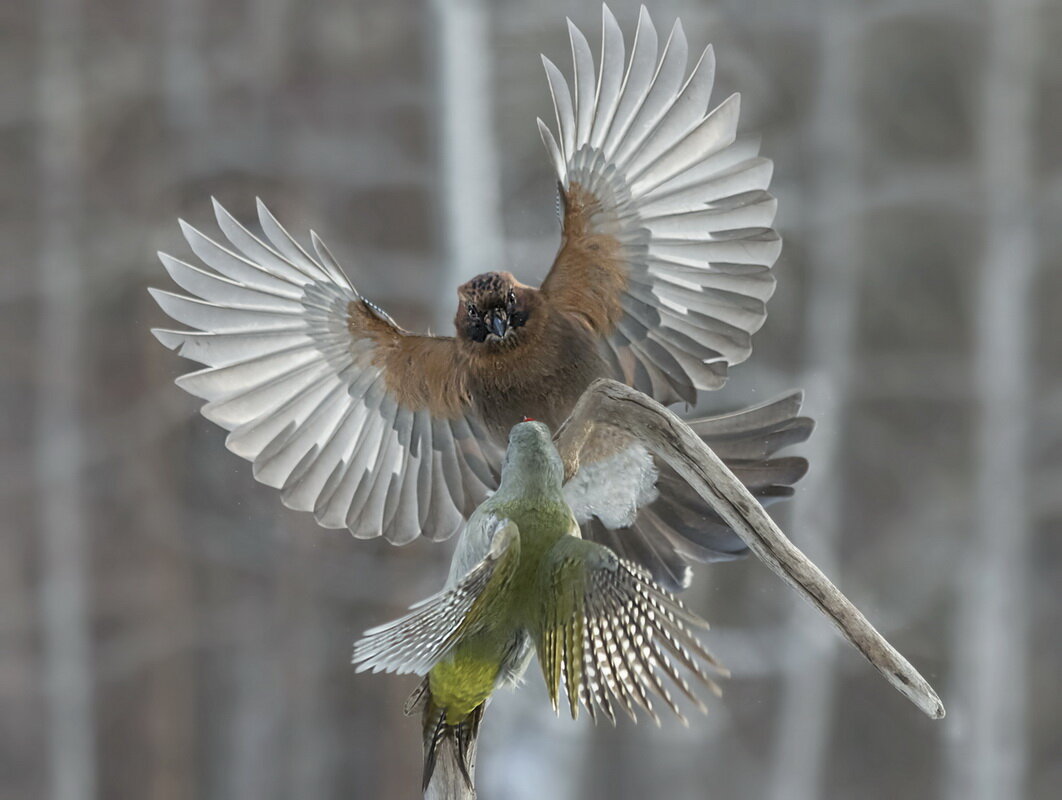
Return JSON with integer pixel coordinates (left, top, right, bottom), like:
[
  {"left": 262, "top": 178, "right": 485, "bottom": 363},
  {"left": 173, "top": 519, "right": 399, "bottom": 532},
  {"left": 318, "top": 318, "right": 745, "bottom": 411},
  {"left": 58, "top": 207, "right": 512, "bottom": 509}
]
[
  {"left": 507, "top": 290, "right": 516, "bottom": 305},
  {"left": 466, "top": 303, "right": 478, "bottom": 318}
]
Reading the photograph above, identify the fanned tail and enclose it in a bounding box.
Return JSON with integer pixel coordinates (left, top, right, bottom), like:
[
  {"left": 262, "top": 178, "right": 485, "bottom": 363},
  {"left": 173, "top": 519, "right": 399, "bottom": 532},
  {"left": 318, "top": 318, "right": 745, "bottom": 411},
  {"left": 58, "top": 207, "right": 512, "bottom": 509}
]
[{"left": 577, "top": 390, "right": 814, "bottom": 591}]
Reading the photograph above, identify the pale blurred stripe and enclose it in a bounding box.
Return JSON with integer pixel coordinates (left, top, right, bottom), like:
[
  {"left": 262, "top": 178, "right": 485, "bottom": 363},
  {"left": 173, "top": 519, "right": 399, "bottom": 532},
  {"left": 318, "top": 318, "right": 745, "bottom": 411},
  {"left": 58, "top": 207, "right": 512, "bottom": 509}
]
[
  {"left": 35, "top": 0, "right": 95, "bottom": 798},
  {"left": 946, "top": 0, "right": 1040, "bottom": 798},
  {"left": 768, "top": 2, "right": 863, "bottom": 797}
]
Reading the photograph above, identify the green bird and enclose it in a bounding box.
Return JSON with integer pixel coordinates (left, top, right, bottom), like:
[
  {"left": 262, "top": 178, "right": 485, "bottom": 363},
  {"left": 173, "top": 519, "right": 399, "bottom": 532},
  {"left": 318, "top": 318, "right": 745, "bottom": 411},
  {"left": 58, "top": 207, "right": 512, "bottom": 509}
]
[{"left": 352, "top": 421, "right": 726, "bottom": 796}]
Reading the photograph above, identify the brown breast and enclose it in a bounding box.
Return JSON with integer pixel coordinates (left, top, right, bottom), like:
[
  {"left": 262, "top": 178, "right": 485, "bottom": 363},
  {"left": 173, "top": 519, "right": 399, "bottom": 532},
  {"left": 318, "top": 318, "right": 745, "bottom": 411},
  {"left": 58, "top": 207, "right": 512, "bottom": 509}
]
[{"left": 464, "top": 307, "right": 609, "bottom": 442}]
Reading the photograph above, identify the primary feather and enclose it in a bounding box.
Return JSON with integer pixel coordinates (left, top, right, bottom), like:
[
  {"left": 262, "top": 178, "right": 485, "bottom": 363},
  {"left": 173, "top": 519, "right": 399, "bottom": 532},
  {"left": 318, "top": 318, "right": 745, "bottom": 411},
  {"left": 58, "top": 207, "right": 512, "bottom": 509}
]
[{"left": 152, "top": 198, "right": 502, "bottom": 545}]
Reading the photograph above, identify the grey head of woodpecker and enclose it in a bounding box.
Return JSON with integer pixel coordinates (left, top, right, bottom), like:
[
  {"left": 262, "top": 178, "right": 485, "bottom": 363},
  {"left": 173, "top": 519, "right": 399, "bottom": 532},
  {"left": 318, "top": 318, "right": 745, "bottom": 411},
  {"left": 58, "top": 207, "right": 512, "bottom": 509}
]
[{"left": 497, "top": 420, "right": 564, "bottom": 494}]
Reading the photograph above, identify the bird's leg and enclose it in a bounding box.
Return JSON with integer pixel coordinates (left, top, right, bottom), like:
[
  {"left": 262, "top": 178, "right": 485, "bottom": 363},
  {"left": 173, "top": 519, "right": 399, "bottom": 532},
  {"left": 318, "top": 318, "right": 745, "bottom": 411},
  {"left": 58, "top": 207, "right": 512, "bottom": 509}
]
[{"left": 555, "top": 378, "right": 946, "bottom": 720}]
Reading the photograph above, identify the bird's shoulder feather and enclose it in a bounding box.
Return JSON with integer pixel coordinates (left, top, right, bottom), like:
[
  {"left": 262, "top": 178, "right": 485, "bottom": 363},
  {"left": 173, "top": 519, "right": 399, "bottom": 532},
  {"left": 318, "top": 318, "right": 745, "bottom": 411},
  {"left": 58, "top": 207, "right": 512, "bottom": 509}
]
[
  {"left": 348, "top": 299, "right": 470, "bottom": 419},
  {"left": 540, "top": 183, "right": 628, "bottom": 336}
]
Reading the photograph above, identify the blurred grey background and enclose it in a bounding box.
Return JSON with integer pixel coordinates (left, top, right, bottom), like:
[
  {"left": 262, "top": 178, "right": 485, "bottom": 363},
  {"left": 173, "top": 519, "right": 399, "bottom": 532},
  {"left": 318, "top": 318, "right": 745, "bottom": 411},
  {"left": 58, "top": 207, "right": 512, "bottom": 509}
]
[{"left": 3, "top": 0, "right": 1060, "bottom": 798}]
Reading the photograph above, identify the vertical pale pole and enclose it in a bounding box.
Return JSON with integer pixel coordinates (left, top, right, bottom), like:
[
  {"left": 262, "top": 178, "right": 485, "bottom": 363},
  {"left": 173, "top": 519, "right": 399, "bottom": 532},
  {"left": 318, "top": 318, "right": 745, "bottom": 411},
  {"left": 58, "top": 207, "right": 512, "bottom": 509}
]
[
  {"left": 36, "top": 0, "right": 96, "bottom": 798},
  {"left": 768, "top": 3, "right": 862, "bottom": 799},
  {"left": 429, "top": 0, "right": 504, "bottom": 330},
  {"left": 946, "top": 1, "right": 1038, "bottom": 798}
]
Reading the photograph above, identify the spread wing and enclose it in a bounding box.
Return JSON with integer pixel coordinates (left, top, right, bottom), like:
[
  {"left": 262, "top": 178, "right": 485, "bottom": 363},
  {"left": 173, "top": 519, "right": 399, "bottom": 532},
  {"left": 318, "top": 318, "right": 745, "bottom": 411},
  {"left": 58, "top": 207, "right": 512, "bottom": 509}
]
[
  {"left": 538, "top": 6, "right": 780, "bottom": 405},
  {"left": 150, "top": 199, "right": 502, "bottom": 544},
  {"left": 353, "top": 519, "right": 521, "bottom": 675},
  {"left": 534, "top": 536, "right": 726, "bottom": 724}
]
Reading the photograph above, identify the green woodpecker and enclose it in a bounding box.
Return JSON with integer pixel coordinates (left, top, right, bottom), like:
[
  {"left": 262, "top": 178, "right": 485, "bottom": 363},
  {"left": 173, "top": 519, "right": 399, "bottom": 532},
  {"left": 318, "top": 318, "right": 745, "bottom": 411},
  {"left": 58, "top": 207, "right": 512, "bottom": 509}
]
[{"left": 353, "top": 421, "right": 727, "bottom": 795}]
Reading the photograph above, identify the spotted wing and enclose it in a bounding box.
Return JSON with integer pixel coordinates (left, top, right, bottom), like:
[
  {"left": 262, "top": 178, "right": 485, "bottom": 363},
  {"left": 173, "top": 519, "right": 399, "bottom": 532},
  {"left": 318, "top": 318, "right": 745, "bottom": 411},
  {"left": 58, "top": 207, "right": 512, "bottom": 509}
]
[
  {"left": 150, "top": 199, "right": 502, "bottom": 544},
  {"left": 534, "top": 536, "right": 726, "bottom": 724},
  {"left": 538, "top": 6, "right": 780, "bottom": 405},
  {"left": 353, "top": 519, "right": 521, "bottom": 675}
]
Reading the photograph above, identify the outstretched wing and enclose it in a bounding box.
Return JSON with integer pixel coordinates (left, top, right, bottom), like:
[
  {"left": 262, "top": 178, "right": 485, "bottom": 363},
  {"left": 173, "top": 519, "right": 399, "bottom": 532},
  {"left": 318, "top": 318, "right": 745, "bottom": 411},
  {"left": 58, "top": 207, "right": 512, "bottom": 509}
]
[
  {"left": 538, "top": 6, "right": 780, "bottom": 405},
  {"left": 534, "top": 536, "right": 726, "bottom": 724},
  {"left": 150, "top": 199, "right": 502, "bottom": 544},
  {"left": 353, "top": 519, "right": 521, "bottom": 675}
]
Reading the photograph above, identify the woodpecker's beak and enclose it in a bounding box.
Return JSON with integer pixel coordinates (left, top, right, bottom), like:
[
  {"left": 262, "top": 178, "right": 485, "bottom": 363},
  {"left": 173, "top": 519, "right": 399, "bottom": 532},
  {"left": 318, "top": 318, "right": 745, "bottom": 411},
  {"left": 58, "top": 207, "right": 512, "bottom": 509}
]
[{"left": 488, "top": 311, "right": 508, "bottom": 338}]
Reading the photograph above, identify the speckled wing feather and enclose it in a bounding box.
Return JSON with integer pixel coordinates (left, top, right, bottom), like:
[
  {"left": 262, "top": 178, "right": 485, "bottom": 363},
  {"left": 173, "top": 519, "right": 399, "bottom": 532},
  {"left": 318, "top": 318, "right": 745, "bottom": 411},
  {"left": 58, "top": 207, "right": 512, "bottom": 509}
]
[
  {"left": 150, "top": 199, "right": 502, "bottom": 545},
  {"left": 538, "top": 6, "right": 780, "bottom": 405},
  {"left": 534, "top": 536, "right": 726, "bottom": 724},
  {"left": 353, "top": 520, "right": 521, "bottom": 675}
]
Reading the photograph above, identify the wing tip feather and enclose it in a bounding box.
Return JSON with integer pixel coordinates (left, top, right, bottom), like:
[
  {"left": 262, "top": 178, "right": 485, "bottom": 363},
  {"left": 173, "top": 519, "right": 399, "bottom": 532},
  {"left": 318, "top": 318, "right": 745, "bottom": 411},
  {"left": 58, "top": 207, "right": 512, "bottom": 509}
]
[{"left": 150, "top": 326, "right": 184, "bottom": 351}]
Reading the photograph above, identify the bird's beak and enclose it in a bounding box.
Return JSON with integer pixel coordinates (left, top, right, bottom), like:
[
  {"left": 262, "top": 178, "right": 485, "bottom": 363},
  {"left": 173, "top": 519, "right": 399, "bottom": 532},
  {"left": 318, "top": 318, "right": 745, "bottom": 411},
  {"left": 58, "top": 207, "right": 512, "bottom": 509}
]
[{"left": 488, "top": 311, "right": 508, "bottom": 338}]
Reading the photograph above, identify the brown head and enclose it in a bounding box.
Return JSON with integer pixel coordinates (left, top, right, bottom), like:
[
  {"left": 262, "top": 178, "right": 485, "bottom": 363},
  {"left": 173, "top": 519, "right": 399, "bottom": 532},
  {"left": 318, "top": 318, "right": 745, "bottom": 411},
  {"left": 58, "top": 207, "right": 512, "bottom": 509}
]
[{"left": 455, "top": 272, "right": 538, "bottom": 348}]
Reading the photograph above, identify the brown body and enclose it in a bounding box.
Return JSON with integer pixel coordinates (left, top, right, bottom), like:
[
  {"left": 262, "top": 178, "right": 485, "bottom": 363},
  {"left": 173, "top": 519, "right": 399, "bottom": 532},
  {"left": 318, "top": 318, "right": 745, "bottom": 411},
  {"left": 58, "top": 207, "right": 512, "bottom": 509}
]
[
  {"left": 461, "top": 296, "right": 609, "bottom": 438},
  {"left": 350, "top": 214, "right": 623, "bottom": 445}
]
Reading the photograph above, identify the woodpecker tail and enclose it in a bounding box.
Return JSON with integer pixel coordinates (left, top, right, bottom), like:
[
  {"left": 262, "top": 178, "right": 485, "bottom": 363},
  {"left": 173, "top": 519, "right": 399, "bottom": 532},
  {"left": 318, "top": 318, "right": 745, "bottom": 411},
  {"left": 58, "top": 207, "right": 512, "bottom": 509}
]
[{"left": 407, "top": 680, "right": 484, "bottom": 800}]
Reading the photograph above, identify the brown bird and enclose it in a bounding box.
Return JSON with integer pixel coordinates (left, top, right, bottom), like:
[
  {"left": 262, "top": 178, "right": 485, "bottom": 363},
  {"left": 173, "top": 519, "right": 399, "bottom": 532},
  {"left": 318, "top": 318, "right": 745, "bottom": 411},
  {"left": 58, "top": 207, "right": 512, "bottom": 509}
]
[{"left": 151, "top": 5, "right": 811, "bottom": 590}]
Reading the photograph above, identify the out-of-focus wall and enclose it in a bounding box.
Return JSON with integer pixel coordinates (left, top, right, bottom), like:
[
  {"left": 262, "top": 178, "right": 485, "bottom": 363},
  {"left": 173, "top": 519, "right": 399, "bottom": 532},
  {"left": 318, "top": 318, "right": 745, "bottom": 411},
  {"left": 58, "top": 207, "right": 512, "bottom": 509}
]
[{"left": 2, "top": 1, "right": 1059, "bottom": 798}]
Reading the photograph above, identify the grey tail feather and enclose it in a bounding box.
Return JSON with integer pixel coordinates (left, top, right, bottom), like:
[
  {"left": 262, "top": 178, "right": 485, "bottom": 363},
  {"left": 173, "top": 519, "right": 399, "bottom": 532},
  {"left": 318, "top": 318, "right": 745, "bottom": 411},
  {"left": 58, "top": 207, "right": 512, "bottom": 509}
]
[
  {"left": 581, "top": 392, "right": 813, "bottom": 592},
  {"left": 422, "top": 695, "right": 484, "bottom": 798}
]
